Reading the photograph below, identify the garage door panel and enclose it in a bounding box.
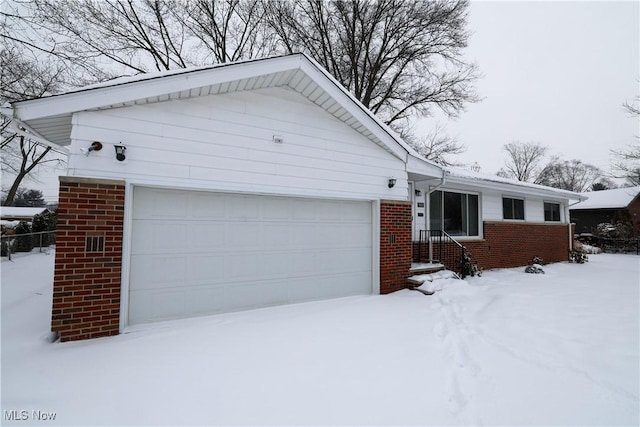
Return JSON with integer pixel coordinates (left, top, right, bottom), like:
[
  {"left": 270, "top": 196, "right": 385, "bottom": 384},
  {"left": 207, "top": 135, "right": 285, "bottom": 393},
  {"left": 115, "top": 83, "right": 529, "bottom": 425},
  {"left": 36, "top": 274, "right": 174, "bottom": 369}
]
[
  {"left": 130, "top": 255, "right": 188, "bottom": 290},
  {"left": 342, "top": 202, "right": 372, "bottom": 221},
  {"left": 227, "top": 195, "right": 259, "bottom": 219},
  {"left": 225, "top": 253, "right": 260, "bottom": 279},
  {"left": 131, "top": 221, "right": 190, "bottom": 253},
  {"left": 191, "top": 223, "right": 226, "bottom": 249},
  {"left": 188, "top": 255, "right": 225, "bottom": 281},
  {"left": 262, "top": 224, "right": 292, "bottom": 249},
  {"left": 261, "top": 198, "right": 291, "bottom": 219},
  {"left": 261, "top": 253, "right": 289, "bottom": 277},
  {"left": 190, "top": 193, "right": 227, "bottom": 218},
  {"left": 128, "top": 187, "right": 373, "bottom": 326},
  {"left": 292, "top": 199, "right": 319, "bottom": 220},
  {"left": 227, "top": 223, "right": 259, "bottom": 248},
  {"left": 133, "top": 188, "right": 188, "bottom": 219}
]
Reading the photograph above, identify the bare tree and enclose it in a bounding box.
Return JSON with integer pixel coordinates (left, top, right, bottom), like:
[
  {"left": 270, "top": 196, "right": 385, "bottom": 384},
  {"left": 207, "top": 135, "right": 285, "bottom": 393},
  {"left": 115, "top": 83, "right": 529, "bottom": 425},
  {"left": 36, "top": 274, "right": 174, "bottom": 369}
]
[
  {"left": 1, "top": 12, "right": 67, "bottom": 206},
  {"left": 19, "top": 0, "right": 280, "bottom": 82},
  {"left": 405, "top": 123, "right": 465, "bottom": 166},
  {"left": 265, "top": 0, "right": 479, "bottom": 127},
  {"left": 18, "top": 0, "right": 192, "bottom": 82},
  {"left": 178, "top": 0, "right": 279, "bottom": 63},
  {"left": 500, "top": 141, "right": 549, "bottom": 182},
  {"left": 611, "top": 96, "right": 640, "bottom": 185},
  {"left": 535, "top": 158, "right": 603, "bottom": 193}
]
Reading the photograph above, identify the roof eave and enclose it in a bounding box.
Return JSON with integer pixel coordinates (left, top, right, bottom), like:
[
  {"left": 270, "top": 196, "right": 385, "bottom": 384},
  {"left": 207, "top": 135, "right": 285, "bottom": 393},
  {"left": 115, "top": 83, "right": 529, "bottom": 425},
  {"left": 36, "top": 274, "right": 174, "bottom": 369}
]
[{"left": 445, "top": 174, "right": 585, "bottom": 201}]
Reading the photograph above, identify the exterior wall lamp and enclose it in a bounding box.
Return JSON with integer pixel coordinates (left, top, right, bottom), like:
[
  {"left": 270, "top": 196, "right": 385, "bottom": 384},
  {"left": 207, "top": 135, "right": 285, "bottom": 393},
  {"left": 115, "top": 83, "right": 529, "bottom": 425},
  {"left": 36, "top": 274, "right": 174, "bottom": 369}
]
[
  {"left": 388, "top": 178, "right": 396, "bottom": 188},
  {"left": 114, "top": 145, "right": 127, "bottom": 162}
]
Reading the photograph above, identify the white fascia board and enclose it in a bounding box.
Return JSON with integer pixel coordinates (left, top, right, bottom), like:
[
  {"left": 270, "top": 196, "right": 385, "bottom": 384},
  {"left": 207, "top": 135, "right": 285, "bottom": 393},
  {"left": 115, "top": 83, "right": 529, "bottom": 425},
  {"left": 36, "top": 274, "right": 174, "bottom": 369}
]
[
  {"left": 299, "top": 56, "right": 410, "bottom": 162},
  {"left": 13, "top": 56, "right": 303, "bottom": 121},
  {"left": 445, "top": 174, "right": 584, "bottom": 201},
  {"left": 406, "top": 154, "right": 443, "bottom": 178}
]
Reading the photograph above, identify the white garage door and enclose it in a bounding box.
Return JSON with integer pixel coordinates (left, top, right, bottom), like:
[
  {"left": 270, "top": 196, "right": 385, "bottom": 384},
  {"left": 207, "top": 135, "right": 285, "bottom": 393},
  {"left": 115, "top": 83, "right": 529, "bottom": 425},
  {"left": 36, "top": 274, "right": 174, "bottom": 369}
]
[{"left": 128, "top": 187, "right": 373, "bottom": 325}]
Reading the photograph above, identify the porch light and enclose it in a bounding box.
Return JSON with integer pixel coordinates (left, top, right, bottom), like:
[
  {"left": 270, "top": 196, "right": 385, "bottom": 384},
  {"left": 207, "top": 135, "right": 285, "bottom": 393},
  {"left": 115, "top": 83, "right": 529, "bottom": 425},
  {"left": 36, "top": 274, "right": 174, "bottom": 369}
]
[
  {"left": 388, "top": 178, "right": 396, "bottom": 188},
  {"left": 415, "top": 189, "right": 422, "bottom": 196},
  {"left": 114, "top": 145, "right": 127, "bottom": 162}
]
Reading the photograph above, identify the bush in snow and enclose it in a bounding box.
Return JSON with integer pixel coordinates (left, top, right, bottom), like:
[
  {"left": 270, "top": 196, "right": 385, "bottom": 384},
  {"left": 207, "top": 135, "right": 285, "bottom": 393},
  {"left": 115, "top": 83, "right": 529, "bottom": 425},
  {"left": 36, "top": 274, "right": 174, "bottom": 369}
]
[
  {"left": 460, "top": 251, "right": 482, "bottom": 277},
  {"left": 574, "top": 241, "right": 601, "bottom": 254},
  {"left": 569, "top": 246, "right": 589, "bottom": 264},
  {"left": 531, "top": 256, "right": 544, "bottom": 265},
  {"left": 14, "top": 221, "right": 34, "bottom": 252},
  {"left": 525, "top": 264, "right": 545, "bottom": 274}
]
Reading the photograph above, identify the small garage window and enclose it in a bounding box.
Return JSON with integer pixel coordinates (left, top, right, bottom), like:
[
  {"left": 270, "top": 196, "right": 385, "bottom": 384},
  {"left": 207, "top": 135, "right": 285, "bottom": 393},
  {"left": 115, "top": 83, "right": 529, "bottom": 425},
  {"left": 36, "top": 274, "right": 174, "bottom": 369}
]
[{"left": 544, "top": 202, "right": 561, "bottom": 222}]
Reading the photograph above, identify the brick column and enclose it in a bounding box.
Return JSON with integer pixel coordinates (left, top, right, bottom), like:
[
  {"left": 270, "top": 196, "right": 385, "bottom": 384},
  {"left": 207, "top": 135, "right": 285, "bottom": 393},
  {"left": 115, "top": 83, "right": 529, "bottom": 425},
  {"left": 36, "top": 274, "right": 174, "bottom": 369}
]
[
  {"left": 52, "top": 177, "right": 125, "bottom": 341},
  {"left": 379, "top": 200, "right": 412, "bottom": 294}
]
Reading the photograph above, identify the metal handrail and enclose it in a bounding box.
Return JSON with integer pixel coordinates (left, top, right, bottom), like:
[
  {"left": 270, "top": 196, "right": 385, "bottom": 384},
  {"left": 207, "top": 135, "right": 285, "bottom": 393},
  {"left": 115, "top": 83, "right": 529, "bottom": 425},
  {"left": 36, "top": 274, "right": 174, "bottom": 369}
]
[{"left": 416, "top": 229, "right": 468, "bottom": 278}]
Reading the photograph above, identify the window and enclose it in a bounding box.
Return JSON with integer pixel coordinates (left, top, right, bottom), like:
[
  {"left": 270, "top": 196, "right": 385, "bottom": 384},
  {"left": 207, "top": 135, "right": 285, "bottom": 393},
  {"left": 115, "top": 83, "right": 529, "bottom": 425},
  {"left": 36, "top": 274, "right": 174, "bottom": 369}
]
[
  {"left": 503, "top": 197, "right": 525, "bottom": 220},
  {"left": 430, "top": 190, "right": 479, "bottom": 237},
  {"left": 544, "top": 202, "right": 561, "bottom": 222}
]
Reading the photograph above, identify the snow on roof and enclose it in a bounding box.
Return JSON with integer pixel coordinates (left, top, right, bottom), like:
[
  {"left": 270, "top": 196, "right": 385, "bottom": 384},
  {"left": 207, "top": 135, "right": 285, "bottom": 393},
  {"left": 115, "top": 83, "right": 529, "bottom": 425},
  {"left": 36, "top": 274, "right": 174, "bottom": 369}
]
[
  {"left": 0, "top": 206, "right": 49, "bottom": 219},
  {"left": 444, "top": 166, "right": 585, "bottom": 200},
  {"left": 571, "top": 186, "right": 640, "bottom": 210}
]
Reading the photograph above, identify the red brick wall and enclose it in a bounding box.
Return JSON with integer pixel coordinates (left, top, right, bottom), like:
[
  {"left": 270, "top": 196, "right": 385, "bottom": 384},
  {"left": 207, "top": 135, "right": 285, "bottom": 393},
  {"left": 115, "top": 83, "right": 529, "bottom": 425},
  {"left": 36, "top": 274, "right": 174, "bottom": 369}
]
[
  {"left": 380, "top": 200, "right": 412, "bottom": 294},
  {"left": 52, "top": 177, "right": 125, "bottom": 341},
  {"left": 413, "top": 221, "right": 572, "bottom": 271}
]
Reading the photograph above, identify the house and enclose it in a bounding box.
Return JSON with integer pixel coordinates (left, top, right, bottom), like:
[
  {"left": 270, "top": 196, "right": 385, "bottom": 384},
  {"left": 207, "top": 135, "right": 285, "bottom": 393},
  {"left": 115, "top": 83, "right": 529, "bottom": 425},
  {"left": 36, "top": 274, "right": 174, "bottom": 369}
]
[
  {"left": 570, "top": 186, "right": 640, "bottom": 235},
  {"left": 6, "top": 54, "right": 584, "bottom": 342},
  {"left": 0, "top": 206, "right": 50, "bottom": 229}
]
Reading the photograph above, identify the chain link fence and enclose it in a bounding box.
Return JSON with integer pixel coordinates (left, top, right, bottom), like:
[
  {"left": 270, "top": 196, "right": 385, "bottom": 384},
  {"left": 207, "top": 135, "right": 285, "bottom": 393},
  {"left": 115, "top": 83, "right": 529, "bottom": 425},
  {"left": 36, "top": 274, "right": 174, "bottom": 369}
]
[{"left": 1, "top": 230, "right": 57, "bottom": 260}]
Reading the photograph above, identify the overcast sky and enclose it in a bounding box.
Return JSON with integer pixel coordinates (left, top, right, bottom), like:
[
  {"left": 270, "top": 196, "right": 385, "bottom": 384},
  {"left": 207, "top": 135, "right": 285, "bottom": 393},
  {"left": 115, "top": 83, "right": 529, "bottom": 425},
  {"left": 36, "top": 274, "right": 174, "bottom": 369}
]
[
  {"left": 418, "top": 0, "right": 640, "bottom": 178},
  {"left": 12, "top": 0, "right": 640, "bottom": 202}
]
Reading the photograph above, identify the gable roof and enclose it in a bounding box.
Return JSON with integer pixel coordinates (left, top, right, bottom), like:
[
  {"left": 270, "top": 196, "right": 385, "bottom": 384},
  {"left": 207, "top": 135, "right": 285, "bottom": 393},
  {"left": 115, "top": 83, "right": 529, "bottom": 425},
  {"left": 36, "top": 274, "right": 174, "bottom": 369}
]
[
  {"left": 571, "top": 186, "right": 640, "bottom": 210},
  {"left": 8, "top": 53, "right": 442, "bottom": 176}
]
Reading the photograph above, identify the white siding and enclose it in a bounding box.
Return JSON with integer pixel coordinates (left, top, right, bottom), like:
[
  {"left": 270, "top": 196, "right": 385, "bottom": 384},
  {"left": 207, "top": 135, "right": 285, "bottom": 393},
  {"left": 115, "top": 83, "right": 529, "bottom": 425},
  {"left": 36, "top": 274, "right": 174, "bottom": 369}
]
[
  {"left": 482, "top": 190, "right": 566, "bottom": 223},
  {"left": 68, "top": 86, "right": 407, "bottom": 200}
]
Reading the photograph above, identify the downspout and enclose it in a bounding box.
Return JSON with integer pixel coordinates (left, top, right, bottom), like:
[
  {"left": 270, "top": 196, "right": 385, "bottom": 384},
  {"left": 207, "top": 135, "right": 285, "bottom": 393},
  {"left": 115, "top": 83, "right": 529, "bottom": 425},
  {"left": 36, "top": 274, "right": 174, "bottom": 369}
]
[{"left": 428, "top": 169, "right": 448, "bottom": 195}]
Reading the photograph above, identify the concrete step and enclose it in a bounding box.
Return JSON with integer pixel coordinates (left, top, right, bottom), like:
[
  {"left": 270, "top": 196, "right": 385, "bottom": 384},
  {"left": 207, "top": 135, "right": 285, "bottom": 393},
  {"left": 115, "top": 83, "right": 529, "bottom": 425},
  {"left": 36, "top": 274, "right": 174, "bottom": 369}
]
[{"left": 409, "top": 262, "right": 445, "bottom": 275}]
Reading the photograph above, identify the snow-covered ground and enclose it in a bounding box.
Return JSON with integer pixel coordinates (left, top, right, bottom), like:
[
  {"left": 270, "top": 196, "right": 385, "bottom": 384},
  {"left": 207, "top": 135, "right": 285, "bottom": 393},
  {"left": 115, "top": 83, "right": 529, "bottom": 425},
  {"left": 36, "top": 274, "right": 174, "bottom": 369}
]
[{"left": 2, "top": 251, "right": 638, "bottom": 426}]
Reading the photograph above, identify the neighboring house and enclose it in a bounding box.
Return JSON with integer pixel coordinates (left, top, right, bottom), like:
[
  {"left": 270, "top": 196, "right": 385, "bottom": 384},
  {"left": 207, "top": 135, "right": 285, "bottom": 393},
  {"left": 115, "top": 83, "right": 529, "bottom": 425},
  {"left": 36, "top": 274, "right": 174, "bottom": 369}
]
[
  {"left": 7, "top": 54, "right": 583, "bottom": 341},
  {"left": 1, "top": 206, "right": 50, "bottom": 229},
  {"left": 570, "top": 186, "right": 640, "bottom": 235}
]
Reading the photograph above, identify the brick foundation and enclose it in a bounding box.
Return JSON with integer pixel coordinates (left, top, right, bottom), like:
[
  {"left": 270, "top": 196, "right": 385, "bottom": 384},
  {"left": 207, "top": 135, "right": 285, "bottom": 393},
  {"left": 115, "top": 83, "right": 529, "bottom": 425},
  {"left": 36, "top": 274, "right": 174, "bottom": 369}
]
[
  {"left": 413, "top": 221, "right": 573, "bottom": 271},
  {"left": 380, "top": 200, "right": 412, "bottom": 294},
  {"left": 52, "top": 177, "right": 125, "bottom": 341}
]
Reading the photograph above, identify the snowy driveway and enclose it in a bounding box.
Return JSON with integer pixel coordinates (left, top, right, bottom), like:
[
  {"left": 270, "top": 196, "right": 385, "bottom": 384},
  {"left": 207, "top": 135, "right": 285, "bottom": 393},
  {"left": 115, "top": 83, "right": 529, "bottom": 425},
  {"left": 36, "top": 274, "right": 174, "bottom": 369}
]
[{"left": 1, "top": 251, "right": 638, "bottom": 426}]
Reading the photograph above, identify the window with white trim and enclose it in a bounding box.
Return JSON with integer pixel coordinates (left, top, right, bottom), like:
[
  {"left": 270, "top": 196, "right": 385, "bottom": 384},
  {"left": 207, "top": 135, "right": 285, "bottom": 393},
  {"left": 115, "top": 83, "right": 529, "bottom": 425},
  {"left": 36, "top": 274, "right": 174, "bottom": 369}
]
[
  {"left": 429, "top": 190, "right": 479, "bottom": 237},
  {"left": 503, "top": 197, "right": 525, "bottom": 220},
  {"left": 544, "top": 202, "right": 561, "bottom": 222}
]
